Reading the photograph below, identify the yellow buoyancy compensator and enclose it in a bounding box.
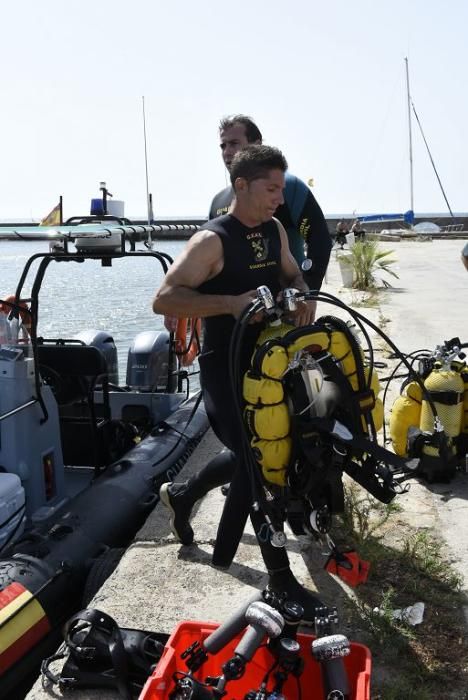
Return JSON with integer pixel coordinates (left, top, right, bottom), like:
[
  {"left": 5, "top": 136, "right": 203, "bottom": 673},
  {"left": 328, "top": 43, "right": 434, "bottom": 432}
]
[
  {"left": 389, "top": 337, "right": 467, "bottom": 482},
  {"left": 242, "top": 314, "right": 400, "bottom": 538}
]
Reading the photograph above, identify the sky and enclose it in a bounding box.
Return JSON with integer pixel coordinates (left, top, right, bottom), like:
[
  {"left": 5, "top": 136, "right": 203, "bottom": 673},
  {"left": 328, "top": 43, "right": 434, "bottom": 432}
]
[{"left": 0, "top": 0, "right": 466, "bottom": 221}]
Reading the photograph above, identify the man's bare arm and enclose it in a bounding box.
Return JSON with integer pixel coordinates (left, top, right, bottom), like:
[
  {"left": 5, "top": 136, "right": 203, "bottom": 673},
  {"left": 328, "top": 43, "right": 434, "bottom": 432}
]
[{"left": 153, "top": 230, "right": 257, "bottom": 319}]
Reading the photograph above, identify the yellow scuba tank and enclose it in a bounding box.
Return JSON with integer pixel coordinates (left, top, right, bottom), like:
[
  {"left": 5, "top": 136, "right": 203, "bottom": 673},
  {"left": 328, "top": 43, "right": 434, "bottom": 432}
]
[
  {"left": 461, "top": 369, "right": 468, "bottom": 437},
  {"left": 419, "top": 366, "right": 464, "bottom": 462},
  {"left": 419, "top": 364, "right": 465, "bottom": 482},
  {"left": 389, "top": 381, "right": 423, "bottom": 456}
]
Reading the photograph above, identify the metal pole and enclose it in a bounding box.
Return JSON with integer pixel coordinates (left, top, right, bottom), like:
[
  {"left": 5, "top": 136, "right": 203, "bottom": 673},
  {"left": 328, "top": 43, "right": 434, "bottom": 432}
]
[
  {"left": 405, "top": 57, "right": 414, "bottom": 216},
  {"left": 142, "top": 96, "right": 151, "bottom": 226}
]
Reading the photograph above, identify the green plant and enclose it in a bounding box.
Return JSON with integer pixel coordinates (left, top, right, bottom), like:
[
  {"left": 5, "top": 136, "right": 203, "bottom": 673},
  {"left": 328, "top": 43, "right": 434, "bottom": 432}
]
[
  {"left": 351, "top": 587, "right": 415, "bottom": 648},
  {"left": 349, "top": 289, "right": 380, "bottom": 308},
  {"left": 402, "top": 531, "right": 462, "bottom": 590},
  {"left": 340, "top": 483, "right": 402, "bottom": 547},
  {"left": 346, "top": 240, "right": 399, "bottom": 290}
]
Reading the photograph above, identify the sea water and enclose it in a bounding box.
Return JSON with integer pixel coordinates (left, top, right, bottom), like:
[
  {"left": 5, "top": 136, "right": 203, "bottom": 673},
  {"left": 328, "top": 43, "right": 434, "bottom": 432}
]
[{"left": 0, "top": 239, "right": 188, "bottom": 382}]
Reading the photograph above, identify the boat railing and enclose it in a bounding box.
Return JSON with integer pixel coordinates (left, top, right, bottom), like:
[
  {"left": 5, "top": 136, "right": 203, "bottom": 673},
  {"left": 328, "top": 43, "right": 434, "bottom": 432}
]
[
  {"left": 0, "top": 223, "right": 200, "bottom": 241},
  {"left": 0, "top": 399, "right": 38, "bottom": 422}
]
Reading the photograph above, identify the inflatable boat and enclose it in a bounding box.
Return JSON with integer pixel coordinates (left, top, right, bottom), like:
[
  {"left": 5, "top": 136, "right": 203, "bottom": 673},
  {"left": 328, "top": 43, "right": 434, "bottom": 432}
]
[{"left": 0, "top": 225, "right": 208, "bottom": 697}]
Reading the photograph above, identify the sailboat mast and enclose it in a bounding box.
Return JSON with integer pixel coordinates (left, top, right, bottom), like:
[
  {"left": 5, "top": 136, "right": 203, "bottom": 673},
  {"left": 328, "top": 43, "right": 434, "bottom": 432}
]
[{"left": 404, "top": 57, "right": 414, "bottom": 214}]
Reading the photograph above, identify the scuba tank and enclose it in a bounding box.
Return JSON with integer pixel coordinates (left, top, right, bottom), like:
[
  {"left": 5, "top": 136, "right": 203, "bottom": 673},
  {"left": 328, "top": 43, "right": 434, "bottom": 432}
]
[
  {"left": 459, "top": 368, "right": 468, "bottom": 457},
  {"left": 420, "top": 367, "right": 464, "bottom": 439},
  {"left": 391, "top": 338, "right": 466, "bottom": 482},
  {"left": 418, "top": 349, "right": 464, "bottom": 481},
  {"left": 389, "top": 381, "right": 423, "bottom": 457}
]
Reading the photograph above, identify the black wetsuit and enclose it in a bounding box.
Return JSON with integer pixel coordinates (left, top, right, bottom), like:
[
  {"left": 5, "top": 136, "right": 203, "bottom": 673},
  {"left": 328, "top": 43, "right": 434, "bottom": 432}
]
[
  {"left": 190, "top": 214, "right": 290, "bottom": 570},
  {"left": 198, "top": 214, "right": 281, "bottom": 447},
  {"left": 209, "top": 172, "right": 332, "bottom": 290}
]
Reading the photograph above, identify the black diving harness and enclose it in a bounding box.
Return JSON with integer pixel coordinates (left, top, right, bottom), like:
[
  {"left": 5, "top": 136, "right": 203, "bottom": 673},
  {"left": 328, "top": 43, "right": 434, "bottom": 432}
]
[{"left": 222, "top": 285, "right": 430, "bottom": 575}]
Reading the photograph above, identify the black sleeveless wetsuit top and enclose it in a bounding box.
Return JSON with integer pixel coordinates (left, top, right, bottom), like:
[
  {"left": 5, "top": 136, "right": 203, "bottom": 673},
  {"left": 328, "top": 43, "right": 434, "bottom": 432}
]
[{"left": 197, "top": 214, "right": 282, "bottom": 370}]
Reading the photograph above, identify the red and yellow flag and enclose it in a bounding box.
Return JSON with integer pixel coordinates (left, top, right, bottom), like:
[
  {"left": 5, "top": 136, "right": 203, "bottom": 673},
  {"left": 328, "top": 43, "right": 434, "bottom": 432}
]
[{"left": 40, "top": 202, "right": 61, "bottom": 226}]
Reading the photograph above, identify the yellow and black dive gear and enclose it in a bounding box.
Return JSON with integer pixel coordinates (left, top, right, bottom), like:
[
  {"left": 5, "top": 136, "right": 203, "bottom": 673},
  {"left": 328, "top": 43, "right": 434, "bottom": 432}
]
[
  {"left": 242, "top": 310, "right": 405, "bottom": 537},
  {"left": 389, "top": 337, "right": 467, "bottom": 482}
]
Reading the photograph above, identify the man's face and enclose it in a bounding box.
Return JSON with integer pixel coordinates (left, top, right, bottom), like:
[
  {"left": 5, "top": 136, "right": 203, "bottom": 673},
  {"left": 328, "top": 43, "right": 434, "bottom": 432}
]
[
  {"left": 219, "top": 124, "right": 252, "bottom": 171},
  {"left": 236, "top": 169, "right": 285, "bottom": 223}
]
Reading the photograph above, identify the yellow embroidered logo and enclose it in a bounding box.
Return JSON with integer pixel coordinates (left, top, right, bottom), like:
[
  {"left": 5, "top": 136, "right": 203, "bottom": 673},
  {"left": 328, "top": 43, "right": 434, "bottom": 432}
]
[
  {"left": 250, "top": 236, "right": 269, "bottom": 261},
  {"left": 299, "top": 217, "right": 310, "bottom": 239}
]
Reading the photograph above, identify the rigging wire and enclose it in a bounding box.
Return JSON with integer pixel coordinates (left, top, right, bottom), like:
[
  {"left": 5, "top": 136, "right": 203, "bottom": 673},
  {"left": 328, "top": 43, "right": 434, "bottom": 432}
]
[{"left": 411, "top": 100, "right": 455, "bottom": 218}]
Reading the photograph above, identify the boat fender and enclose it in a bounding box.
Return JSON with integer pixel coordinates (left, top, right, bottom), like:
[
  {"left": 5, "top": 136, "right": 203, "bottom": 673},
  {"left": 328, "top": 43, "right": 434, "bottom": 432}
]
[
  {"left": 175, "top": 318, "right": 201, "bottom": 367},
  {"left": 41, "top": 608, "right": 167, "bottom": 698},
  {"left": 0, "top": 580, "right": 51, "bottom": 674}
]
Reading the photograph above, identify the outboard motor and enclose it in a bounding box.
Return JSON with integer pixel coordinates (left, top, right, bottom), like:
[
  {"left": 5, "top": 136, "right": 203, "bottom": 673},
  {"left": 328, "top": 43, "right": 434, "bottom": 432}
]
[
  {"left": 74, "top": 330, "right": 119, "bottom": 385},
  {"left": 126, "top": 330, "right": 176, "bottom": 392}
]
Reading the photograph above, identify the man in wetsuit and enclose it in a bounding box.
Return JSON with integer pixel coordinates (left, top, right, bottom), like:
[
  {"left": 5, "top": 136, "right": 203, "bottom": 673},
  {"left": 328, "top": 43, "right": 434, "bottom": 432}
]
[
  {"left": 154, "top": 145, "right": 323, "bottom": 620},
  {"left": 209, "top": 115, "right": 332, "bottom": 298}
]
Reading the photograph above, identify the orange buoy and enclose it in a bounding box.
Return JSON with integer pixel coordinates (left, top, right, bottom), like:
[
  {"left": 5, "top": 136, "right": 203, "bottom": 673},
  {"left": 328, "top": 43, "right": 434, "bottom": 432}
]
[
  {"left": 175, "top": 318, "right": 201, "bottom": 366},
  {"left": 0, "top": 295, "right": 31, "bottom": 332}
]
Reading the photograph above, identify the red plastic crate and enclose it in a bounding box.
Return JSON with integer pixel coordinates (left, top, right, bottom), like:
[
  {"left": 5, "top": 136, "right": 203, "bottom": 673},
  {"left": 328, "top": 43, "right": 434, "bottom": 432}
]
[{"left": 139, "top": 620, "right": 371, "bottom": 700}]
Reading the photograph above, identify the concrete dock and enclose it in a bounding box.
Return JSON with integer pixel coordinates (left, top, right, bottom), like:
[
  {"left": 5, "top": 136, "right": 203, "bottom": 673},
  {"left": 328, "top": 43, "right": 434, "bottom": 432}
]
[{"left": 26, "top": 238, "right": 468, "bottom": 699}]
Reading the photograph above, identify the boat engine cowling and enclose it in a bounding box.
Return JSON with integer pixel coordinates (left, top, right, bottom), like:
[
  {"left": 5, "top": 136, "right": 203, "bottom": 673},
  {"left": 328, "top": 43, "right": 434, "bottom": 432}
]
[
  {"left": 74, "top": 330, "right": 119, "bottom": 385},
  {"left": 126, "top": 330, "right": 176, "bottom": 392}
]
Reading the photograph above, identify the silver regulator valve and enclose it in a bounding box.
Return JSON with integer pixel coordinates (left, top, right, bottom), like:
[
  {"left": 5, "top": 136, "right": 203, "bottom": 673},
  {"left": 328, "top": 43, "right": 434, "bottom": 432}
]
[
  {"left": 282, "top": 288, "right": 299, "bottom": 312},
  {"left": 256, "top": 285, "right": 275, "bottom": 311}
]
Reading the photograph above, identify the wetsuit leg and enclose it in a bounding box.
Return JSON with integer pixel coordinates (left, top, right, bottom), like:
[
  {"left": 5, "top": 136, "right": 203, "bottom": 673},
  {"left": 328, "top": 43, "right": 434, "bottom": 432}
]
[
  {"left": 212, "top": 463, "right": 289, "bottom": 570},
  {"left": 213, "top": 468, "right": 325, "bottom": 621},
  {"left": 199, "top": 347, "right": 291, "bottom": 570},
  {"left": 181, "top": 450, "right": 237, "bottom": 503},
  {"left": 167, "top": 350, "right": 241, "bottom": 511}
]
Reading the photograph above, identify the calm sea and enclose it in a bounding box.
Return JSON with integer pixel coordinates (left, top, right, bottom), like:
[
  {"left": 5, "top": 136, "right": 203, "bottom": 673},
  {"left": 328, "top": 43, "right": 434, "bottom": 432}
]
[{"left": 0, "top": 239, "right": 188, "bottom": 381}]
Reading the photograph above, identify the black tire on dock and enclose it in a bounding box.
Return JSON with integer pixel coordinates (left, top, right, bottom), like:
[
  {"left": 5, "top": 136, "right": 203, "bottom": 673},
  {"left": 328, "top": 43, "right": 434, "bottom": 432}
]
[{"left": 82, "top": 547, "right": 126, "bottom": 606}]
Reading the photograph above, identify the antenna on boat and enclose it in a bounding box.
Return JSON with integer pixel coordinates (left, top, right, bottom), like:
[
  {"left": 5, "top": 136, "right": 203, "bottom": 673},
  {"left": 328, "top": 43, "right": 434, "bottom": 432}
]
[
  {"left": 404, "top": 57, "right": 414, "bottom": 218},
  {"left": 142, "top": 96, "right": 153, "bottom": 248}
]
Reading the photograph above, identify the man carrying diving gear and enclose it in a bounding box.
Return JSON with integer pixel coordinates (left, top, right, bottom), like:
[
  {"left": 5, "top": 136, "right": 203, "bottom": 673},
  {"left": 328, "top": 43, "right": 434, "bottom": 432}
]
[{"left": 154, "top": 145, "right": 324, "bottom": 621}]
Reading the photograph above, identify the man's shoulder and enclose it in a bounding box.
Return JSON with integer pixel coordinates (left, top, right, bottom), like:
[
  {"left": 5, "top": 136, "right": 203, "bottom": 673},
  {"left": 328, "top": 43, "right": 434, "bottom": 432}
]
[
  {"left": 284, "top": 171, "right": 308, "bottom": 192},
  {"left": 283, "top": 172, "right": 310, "bottom": 205},
  {"left": 197, "top": 214, "right": 233, "bottom": 241},
  {"left": 209, "top": 186, "right": 234, "bottom": 219},
  {"left": 189, "top": 227, "right": 224, "bottom": 255}
]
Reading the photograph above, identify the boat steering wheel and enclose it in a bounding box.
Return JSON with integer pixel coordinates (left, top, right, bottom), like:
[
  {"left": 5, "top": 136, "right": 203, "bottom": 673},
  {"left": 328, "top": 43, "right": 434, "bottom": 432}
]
[{"left": 38, "top": 364, "right": 69, "bottom": 404}]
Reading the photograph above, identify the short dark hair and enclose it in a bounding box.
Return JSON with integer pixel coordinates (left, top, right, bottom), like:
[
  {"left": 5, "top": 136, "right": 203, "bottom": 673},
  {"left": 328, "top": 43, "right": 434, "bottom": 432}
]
[
  {"left": 219, "top": 114, "right": 262, "bottom": 143},
  {"left": 230, "top": 145, "right": 288, "bottom": 186}
]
